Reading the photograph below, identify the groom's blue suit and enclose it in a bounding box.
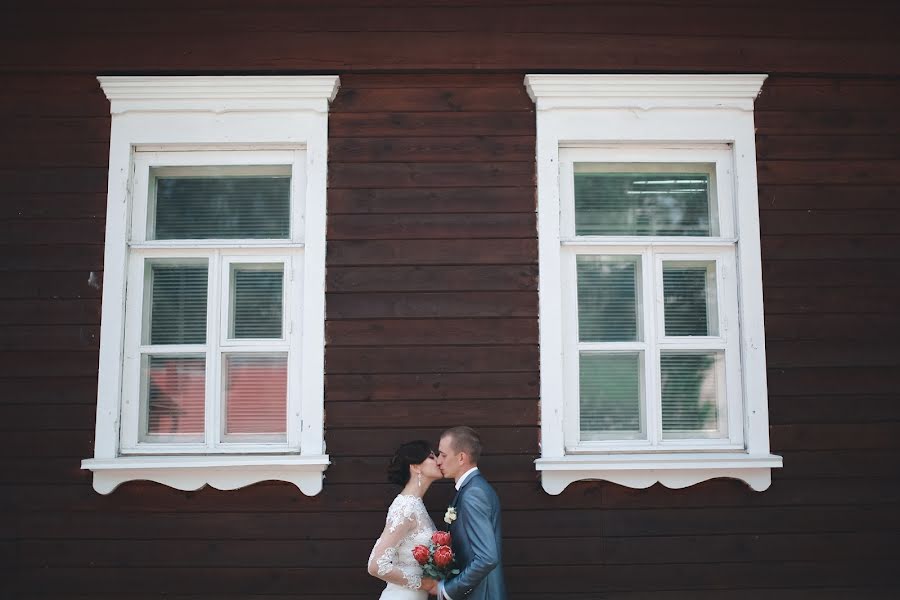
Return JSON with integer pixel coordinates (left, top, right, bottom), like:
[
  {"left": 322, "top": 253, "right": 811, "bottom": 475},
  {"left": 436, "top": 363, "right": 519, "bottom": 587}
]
[{"left": 442, "top": 470, "right": 507, "bottom": 600}]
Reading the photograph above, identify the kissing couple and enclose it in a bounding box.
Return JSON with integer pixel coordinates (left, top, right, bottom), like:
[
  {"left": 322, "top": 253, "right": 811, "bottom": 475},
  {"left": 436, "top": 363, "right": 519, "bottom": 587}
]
[{"left": 367, "top": 426, "right": 507, "bottom": 599}]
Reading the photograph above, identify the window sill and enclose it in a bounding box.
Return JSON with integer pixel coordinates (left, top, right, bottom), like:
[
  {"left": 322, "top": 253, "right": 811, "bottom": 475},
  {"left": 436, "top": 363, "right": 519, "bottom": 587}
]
[
  {"left": 82, "top": 454, "right": 330, "bottom": 496},
  {"left": 535, "top": 452, "right": 782, "bottom": 494}
]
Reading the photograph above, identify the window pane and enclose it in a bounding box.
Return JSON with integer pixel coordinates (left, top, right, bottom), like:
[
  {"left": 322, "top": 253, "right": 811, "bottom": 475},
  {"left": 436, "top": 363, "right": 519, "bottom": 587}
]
[
  {"left": 577, "top": 255, "right": 641, "bottom": 342},
  {"left": 574, "top": 165, "right": 714, "bottom": 236},
  {"left": 146, "top": 262, "right": 208, "bottom": 345},
  {"left": 142, "top": 355, "right": 205, "bottom": 442},
  {"left": 661, "top": 351, "right": 723, "bottom": 437},
  {"left": 223, "top": 353, "right": 287, "bottom": 442},
  {"left": 663, "top": 261, "right": 719, "bottom": 336},
  {"left": 230, "top": 265, "right": 284, "bottom": 339},
  {"left": 151, "top": 166, "right": 290, "bottom": 240},
  {"left": 580, "top": 352, "right": 643, "bottom": 440}
]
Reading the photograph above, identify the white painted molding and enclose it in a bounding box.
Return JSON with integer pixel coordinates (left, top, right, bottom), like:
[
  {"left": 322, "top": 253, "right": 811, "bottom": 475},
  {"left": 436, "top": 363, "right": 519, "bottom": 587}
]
[
  {"left": 83, "top": 455, "right": 330, "bottom": 495},
  {"left": 536, "top": 454, "right": 783, "bottom": 494},
  {"left": 527, "top": 73, "right": 780, "bottom": 494},
  {"left": 87, "top": 76, "right": 337, "bottom": 496},
  {"left": 98, "top": 76, "right": 341, "bottom": 114},
  {"left": 525, "top": 74, "right": 767, "bottom": 111}
]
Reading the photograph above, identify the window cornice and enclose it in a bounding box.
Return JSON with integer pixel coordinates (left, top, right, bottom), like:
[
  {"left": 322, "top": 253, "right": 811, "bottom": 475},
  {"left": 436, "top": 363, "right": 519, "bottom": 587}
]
[
  {"left": 98, "top": 75, "right": 341, "bottom": 114},
  {"left": 525, "top": 74, "right": 767, "bottom": 111}
]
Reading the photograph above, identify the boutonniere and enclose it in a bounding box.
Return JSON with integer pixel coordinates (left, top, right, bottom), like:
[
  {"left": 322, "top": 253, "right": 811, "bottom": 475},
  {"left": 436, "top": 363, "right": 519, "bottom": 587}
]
[{"left": 444, "top": 506, "right": 457, "bottom": 525}]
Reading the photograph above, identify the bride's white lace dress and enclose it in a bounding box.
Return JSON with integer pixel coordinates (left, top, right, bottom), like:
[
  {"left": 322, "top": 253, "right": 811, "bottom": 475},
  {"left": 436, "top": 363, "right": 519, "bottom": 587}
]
[{"left": 368, "top": 494, "right": 436, "bottom": 599}]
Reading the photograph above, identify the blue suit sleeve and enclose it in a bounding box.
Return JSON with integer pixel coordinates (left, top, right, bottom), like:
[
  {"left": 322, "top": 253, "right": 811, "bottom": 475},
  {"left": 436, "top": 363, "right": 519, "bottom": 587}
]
[{"left": 443, "top": 486, "right": 499, "bottom": 598}]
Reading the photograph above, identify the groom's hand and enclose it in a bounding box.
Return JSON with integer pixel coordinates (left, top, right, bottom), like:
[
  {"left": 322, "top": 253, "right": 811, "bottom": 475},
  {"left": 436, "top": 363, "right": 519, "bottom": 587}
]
[{"left": 420, "top": 577, "right": 438, "bottom": 595}]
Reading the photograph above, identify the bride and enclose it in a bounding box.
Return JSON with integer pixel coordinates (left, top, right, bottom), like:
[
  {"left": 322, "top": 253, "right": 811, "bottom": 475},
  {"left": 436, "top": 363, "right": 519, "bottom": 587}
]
[{"left": 368, "top": 440, "right": 442, "bottom": 598}]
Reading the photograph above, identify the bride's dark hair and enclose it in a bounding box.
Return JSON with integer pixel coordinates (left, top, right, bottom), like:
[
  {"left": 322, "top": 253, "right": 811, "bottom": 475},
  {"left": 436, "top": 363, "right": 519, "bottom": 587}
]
[{"left": 387, "top": 440, "right": 432, "bottom": 486}]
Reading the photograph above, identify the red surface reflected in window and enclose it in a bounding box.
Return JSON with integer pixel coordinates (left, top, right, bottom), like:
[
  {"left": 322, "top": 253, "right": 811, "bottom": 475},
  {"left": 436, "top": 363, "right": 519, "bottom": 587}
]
[
  {"left": 147, "top": 357, "right": 205, "bottom": 435},
  {"left": 224, "top": 354, "right": 287, "bottom": 437}
]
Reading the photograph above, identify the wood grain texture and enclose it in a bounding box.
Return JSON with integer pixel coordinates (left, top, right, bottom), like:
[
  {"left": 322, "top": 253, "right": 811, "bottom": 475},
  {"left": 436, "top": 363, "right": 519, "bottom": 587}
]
[{"left": 3, "top": 4, "right": 900, "bottom": 596}]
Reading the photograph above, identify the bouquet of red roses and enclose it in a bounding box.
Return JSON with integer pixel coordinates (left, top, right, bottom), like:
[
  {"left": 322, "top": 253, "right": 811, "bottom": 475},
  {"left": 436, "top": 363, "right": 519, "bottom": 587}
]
[{"left": 412, "top": 531, "right": 460, "bottom": 580}]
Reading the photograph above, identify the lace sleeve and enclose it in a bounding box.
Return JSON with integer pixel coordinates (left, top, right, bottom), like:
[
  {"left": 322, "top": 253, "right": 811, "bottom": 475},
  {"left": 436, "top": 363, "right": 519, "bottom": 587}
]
[{"left": 367, "top": 497, "right": 422, "bottom": 590}]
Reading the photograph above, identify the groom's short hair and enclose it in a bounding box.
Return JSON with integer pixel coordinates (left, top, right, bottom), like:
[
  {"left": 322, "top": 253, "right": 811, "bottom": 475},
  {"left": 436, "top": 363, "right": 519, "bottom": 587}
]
[{"left": 442, "top": 426, "right": 482, "bottom": 464}]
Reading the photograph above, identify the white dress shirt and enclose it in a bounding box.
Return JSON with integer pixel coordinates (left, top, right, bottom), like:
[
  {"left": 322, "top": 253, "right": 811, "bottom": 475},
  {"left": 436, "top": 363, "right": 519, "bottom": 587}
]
[{"left": 455, "top": 467, "right": 479, "bottom": 491}]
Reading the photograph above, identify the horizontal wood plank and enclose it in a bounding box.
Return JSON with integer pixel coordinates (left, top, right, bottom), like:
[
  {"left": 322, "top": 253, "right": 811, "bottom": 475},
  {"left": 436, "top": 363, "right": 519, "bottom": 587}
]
[
  {"left": 0, "top": 325, "right": 100, "bottom": 350},
  {"left": 760, "top": 235, "right": 900, "bottom": 260},
  {"left": 0, "top": 271, "right": 103, "bottom": 299},
  {"left": 762, "top": 287, "right": 900, "bottom": 315},
  {"left": 331, "top": 112, "right": 535, "bottom": 137},
  {"left": 327, "top": 239, "right": 537, "bottom": 265},
  {"left": 330, "top": 162, "right": 534, "bottom": 188},
  {"left": 326, "top": 291, "right": 537, "bottom": 318},
  {"left": 0, "top": 300, "right": 100, "bottom": 325},
  {"left": 762, "top": 259, "right": 899, "bottom": 287},
  {"left": 769, "top": 396, "right": 900, "bottom": 425},
  {"left": 0, "top": 218, "right": 106, "bottom": 245},
  {"left": 327, "top": 265, "right": 537, "bottom": 292},
  {"left": 0, "top": 376, "right": 98, "bottom": 404},
  {"left": 0, "top": 245, "right": 104, "bottom": 271},
  {"left": 756, "top": 134, "right": 900, "bottom": 160},
  {"left": 765, "top": 314, "right": 900, "bottom": 340},
  {"left": 328, "top": 187, "right": 534, "bottom": 214},
  {"left": 768, "top": 366, "right": 897, "bottom": 396},
  {"left": 766, "top": 341, "right": 900, "bottom": 368},
  {"left": 760, "top": 209, "right": 900, "bottom": 235},
  {"left": 325, "top": 372, "right": 539, "bottom": 401},
  {"left": 328, "top": 212, "right": 535, "bottom": 239},
  {"left": 325, "top": 345, "right": 539, "bottom": 373},
  {"left": 326, "top": 318, "right": 537, "bottom": 345},
  {"left": 758, "top": 184, "right": 900, "bottom": 210},
  {"left": 0, "top": 193, "right": 107, "bottom": 219},
  {"left": 757, "top": 160, "right": 900, "bottom": 185},
  {"left": 329, "top": 136, "right": 535, "bottom": 163},
  {"left": 756, "top": 110, "right": 900, "bottom": 134},
  {"left": 332, "top": 86, "right": 533, "bottom": 113}
]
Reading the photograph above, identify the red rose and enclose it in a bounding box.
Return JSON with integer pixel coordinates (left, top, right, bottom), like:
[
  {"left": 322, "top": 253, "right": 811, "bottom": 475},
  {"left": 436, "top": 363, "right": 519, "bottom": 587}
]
[
  {"left": 433, "top": 545, "right": 453, "bottom": 569},
  {"left": 412, "top": 545, "right": 430, "bottom": 565},
  {"left": 431, "top": 531, "right": 452, "bottom": 546}
]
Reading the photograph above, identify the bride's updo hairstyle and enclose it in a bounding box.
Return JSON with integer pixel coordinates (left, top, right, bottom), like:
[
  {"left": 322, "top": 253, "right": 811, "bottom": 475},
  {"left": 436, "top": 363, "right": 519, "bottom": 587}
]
[{"left": 387, "top": 440, "right": 432, "bottom": 486}]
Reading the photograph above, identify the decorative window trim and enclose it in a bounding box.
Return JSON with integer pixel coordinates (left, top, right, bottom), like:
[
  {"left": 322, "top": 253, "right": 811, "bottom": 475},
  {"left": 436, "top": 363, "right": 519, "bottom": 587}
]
[
  {"left": 525, "top": 74, "right": 783, "bottom": 494},
  {"left": 82, "top": 76, "right": 339, "bottom": 495}
]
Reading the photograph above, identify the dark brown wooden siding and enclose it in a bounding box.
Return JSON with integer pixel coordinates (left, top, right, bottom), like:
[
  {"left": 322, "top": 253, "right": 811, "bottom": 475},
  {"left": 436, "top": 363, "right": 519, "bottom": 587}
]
[{"left": 3, "top": 1, "right": 900, "bottom": 598}]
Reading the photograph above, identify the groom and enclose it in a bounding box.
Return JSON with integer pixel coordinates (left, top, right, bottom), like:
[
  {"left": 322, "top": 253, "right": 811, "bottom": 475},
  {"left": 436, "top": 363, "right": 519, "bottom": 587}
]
[{"left": 424, "top": 426, "right": 506, "bottom": 599}]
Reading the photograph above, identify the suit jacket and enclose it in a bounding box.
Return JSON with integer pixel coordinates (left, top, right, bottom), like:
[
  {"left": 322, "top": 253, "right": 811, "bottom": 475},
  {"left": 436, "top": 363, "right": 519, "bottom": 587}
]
[{"left": 443, "top": 471, "right": 507, "bottom": 600}]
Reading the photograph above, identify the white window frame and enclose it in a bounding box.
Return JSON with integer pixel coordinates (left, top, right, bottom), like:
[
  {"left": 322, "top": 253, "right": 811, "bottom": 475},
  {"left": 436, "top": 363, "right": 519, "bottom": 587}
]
[
  {"left": 82, "top": 76, "right": 339, "bottom": 496},
  {"left": 526, "top": 75, "right": 782, "bottom": 494}
]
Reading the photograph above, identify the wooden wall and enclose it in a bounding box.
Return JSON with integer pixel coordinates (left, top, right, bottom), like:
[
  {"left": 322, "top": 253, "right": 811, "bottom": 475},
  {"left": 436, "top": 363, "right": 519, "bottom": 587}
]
[{"left": 2, "top": 1, "right": 899, "bottom": 597}]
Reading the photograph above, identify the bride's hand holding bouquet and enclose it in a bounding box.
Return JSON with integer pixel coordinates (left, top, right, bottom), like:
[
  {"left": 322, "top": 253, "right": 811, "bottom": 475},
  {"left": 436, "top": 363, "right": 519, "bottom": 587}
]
[{"left": 413, "top": 531, "right": 460, "bottom": 581}]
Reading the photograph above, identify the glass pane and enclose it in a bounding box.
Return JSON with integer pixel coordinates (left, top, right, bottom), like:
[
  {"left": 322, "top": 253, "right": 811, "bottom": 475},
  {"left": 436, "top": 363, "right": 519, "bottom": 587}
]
[
  {"left": 230, "top": 265, "right": 284, "bottom": 339},
  {"left": 577, "top": 255, "right": 641, "bottom": 342},
  {"left": 574, "top": 165, "right": 715, "bottom": 236},
  {"left": 146, "top": 262, "right": 208, "bottom": 345},
  {"left": 223, "top": 353, "right": 287, "bottom": 442},
  {"left": 663, "top": 261, "right": 719, "bottom": 336},
  {"left": 580, "top": 352, "right": 643, "bottom": 440},
  {"left": 661, "top": 351, "right": 723, "bottom": 437},
  {"left": 142, "top": 355, "right": 205, "bottom": 442},
  {"left": 151, "top": 166, "right": 290, "bottom": 240}
]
